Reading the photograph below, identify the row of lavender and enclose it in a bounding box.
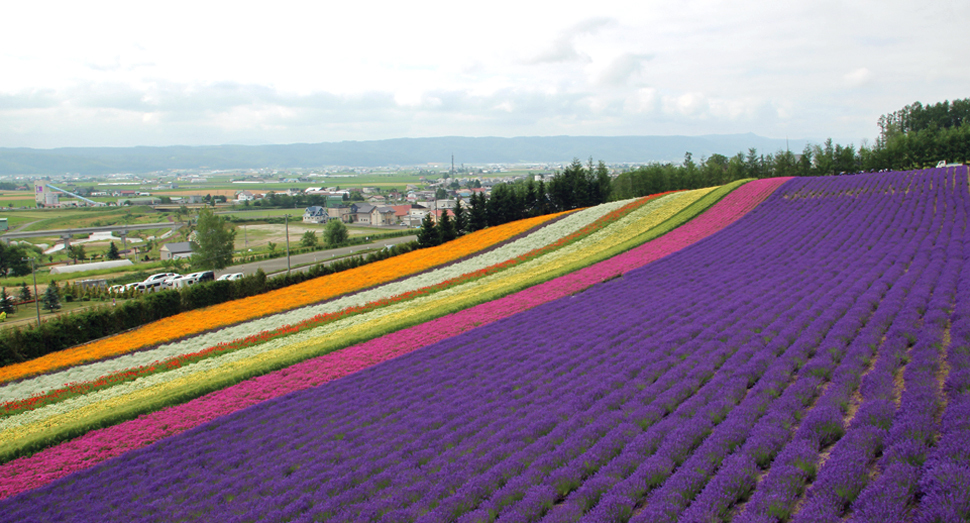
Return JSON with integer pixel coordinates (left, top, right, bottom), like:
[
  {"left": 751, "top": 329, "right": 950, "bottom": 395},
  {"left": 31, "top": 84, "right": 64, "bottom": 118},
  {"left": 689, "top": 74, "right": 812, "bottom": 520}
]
[{"left": 2, "top": 167, "right": 966, "bottom": 522}]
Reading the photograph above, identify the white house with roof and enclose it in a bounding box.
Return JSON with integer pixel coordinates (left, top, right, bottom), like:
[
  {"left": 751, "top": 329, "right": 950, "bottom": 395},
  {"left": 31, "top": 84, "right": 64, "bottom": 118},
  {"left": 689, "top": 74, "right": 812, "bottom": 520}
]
[
  {"left": 160, "top": 242, "right": 194, "bottom": 260},
  {"left": 350, "top": 203, "right": 376, "bottom": 224},
  {"left": 303, "top": 206, "right": 328, "bottom": 223},
  {"left": 371, "top": 206, "right": 397, "bottom": 225}
]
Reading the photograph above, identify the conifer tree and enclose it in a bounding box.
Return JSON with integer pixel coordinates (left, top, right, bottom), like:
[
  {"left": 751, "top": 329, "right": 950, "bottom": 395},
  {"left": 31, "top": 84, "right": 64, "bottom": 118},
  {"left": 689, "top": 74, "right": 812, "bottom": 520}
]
[
  {"left": 535, "top": 180, "right": 549, "bottom": 216},
  {"left": 42, "top": 281, "right": 62, "bottom": 313},
  {"left": 0, "top": 287, "right": 14, "bottom": 315},
  {"left": 417, "top": 212, "right": 440, "bottom": 248},
  {"left": 452, "top": 199, "right": 468, "bottom": 236},
  {"left": 439, "top": 209, "right": 457, "bottom": 243},
  {"left": 469, "top": 193, "right": 488, "bottom": 232},
  {"left": 19, "top": 281, "right": 31, "bottom": 303}
]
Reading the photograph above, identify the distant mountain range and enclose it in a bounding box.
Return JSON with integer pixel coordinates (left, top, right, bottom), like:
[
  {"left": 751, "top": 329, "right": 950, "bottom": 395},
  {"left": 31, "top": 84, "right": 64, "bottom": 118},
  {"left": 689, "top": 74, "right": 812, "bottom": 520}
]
[{"left": 0, "top": 134, "right": 810, "bottom": 175}]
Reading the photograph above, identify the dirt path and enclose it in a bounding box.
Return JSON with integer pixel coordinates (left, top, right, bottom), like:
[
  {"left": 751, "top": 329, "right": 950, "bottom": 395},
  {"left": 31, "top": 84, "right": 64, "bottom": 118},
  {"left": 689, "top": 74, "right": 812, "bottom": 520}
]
[{"left": 9, "top": 220, "right": 39, "bottom": 233}]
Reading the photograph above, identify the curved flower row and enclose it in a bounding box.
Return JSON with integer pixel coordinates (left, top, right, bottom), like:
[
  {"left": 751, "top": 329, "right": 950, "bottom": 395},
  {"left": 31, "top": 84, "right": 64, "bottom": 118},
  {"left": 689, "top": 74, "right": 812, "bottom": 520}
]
[
  {"left": 0, "top": 178, "right": 791, "bottom": 499},
  {"left": 0, "top": 191, "right": 698, "bottom": 440},
  {"left": 0, "top": 212, "right": 565, "bottom": 384},
  {"left": 0, "top": 187, "right": 726, "bottom": 463},
  {"left": 1, "top": 196, "right": 656, "bottom": 405}
]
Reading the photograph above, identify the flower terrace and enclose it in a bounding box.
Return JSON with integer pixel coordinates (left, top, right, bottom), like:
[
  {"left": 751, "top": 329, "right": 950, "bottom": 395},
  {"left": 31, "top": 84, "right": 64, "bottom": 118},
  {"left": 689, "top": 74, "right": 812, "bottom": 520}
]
[{"left": 0, "top": 167, "right": 967, "bottom": 522}]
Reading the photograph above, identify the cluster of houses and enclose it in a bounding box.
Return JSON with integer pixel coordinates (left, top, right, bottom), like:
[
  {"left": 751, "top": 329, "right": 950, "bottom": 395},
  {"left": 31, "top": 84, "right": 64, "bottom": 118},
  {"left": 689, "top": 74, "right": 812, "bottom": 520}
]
[
  {"left": 290, "top": 185, "right": 494, "bottom": 228},
  {"left": 302, "top": 200, "right": 465, "bottom": 228}
]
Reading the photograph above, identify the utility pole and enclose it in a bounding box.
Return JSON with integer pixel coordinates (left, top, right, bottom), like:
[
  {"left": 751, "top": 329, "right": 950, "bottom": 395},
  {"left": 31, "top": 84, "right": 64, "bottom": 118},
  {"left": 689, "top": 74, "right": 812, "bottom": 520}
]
[
  {"left": 284, "top": 214, "right": 291, "bottom": 273},
  {"left": 23, "top": 257, "right": 40, "bottom": 326}
]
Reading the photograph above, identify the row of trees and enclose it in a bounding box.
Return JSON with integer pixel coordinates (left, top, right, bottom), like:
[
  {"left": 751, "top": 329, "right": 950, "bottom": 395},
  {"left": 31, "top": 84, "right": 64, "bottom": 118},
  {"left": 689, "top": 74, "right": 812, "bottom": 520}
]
[
  {"left": 243, "top": 191, "right": 355, "bottom": 209},
  {"left": 612, "top": 98, "right": 970, "bottom": 199},
  {"left": 0, "top": 281, "right": 62, "bottom": 317},
  {"left": 416, "top": 159, "right": 614, "bottom": 248},
  {"left": 866, "top": 98, "right": 970, "bottom": 169}
]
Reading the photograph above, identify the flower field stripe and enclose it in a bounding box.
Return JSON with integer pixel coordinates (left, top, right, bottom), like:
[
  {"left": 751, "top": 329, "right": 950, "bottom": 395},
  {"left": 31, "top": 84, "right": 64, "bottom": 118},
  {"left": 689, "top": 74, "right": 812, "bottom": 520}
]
[
  {"left": 914, "top": 246, "right": 970, "bottom": 522},
  {"left": 0, "top": 212, "right": 563, "bottom": 385},
  {"left": 828, "top": 184, "right": 964, "bottom": 523},
  {"left": 0, "top": 190, "right": 707, "bottom": 452},
  {"left": 732, "top": 172, "right": 964, "bottom": 523},
  {"left": 560, "top": 179, "right": 903, "bottom": 522},
  {"left": 479, "top": 257, "right": 853, "bottom": 523},
  {"left": 4, "top": 170, "right": 965, "bottom": 522},
  {"left": 701, "top": 175, "right": 924, "bottom": 520},
  {"left": 0, "top": 196, "right": 662, "bottom": 408},
  {"left": 0, "top": 179, "right": 783, "bottom": 498},
  {"left": 790, "top": 211, "right": 961, "bottom": 519},
  {"left": 651, "top": 228, "right": 930, "bottom": 523}
]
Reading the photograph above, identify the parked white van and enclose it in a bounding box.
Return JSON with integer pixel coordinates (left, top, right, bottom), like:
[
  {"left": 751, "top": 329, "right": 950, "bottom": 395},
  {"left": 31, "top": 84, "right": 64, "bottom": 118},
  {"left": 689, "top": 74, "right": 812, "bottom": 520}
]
[
  {"left": 165, "top": 271, "right": 215, "bottom": 289},
  {"left": 135, "top": 273, "right": 180, "bottom": 292}
]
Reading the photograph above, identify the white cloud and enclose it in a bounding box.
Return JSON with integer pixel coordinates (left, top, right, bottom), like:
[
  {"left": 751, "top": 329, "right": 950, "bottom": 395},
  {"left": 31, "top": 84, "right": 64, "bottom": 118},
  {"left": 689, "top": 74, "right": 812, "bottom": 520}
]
[
  {"left": 664, "top": 93, "right": 708, "bottom": 117},
  {"left": 844, "top": 67, "right": 872, "bottom": 87},
  {"left": 1, "top": 1, "right": 968, "bottom": 147},
  {"left": 625, "top": 88, "right": 659, "bottom": 114},
  {"left": 525, "top": 17, "right": 617, "bottom": 64},
  {"left": 597, "top": 54, "right": 655, "bottom": 86}
]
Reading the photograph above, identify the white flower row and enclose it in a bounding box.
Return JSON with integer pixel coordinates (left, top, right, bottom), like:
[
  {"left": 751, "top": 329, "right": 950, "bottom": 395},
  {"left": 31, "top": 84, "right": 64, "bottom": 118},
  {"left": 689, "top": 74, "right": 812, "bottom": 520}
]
[{"left": 0, "top": 198, "right": 637, "bottom": 402}]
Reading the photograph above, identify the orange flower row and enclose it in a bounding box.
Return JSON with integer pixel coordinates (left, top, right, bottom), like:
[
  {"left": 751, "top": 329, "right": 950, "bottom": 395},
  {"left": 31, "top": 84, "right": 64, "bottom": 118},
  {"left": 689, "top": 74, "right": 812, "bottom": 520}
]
[{"left": 0, "top": 212, "right": 567, "bottom": 383}]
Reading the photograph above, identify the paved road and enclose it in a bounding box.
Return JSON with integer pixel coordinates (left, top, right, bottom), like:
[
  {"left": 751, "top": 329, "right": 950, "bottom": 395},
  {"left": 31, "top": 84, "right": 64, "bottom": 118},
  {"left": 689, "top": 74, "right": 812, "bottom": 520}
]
[{"left": 215, "top": 235, "right": 417, "bottom": 278}]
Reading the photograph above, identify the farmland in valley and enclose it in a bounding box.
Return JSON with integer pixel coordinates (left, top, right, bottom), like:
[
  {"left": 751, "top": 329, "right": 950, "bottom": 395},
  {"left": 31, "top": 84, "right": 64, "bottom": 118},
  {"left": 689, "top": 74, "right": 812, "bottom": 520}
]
[{"left": 0, "top": 167, "right": 967, "bottom": 522}]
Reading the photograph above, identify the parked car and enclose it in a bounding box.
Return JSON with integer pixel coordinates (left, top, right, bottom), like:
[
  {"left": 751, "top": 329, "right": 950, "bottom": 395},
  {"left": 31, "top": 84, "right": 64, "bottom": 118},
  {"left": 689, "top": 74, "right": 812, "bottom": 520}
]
[
  {"left": 109, "top": 282, "right": 142, "bottom": 294},
  {"left": 135, "top": 273, "right": 180, "bottom": 292},
  {"left": 165, "top": 271, "right": 215, "bottom": 289},
  {"left": 216, "top": 272, "right": 244, "bottom": 281}
]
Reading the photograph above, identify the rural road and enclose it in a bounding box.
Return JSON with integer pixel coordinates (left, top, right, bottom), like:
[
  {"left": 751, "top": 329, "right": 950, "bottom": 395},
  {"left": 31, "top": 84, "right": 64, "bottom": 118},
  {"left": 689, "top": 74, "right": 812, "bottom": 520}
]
[{"left": 216, "top": 235, "right": 417, "bottom": 278}]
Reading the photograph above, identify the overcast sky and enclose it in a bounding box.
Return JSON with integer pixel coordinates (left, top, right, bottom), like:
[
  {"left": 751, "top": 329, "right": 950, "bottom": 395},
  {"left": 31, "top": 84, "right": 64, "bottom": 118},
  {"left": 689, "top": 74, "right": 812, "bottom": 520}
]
[{"left": 2, "top": 0, "right": 967, "bottom": 149}]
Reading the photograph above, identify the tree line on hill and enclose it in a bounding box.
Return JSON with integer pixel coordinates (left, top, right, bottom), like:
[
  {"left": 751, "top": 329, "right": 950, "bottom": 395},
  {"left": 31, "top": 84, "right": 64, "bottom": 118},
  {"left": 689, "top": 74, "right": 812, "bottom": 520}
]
[
  {"left": 612, "top": 98, "right": 970, "bottom": 199},
  {"left": 415, "top": 97, "right": 970, "bottom": 216}
]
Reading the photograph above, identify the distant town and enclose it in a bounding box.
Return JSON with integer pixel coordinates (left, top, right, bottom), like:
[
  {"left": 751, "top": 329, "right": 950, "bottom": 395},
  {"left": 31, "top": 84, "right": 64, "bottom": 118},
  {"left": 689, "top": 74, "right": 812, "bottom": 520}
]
[{"left": 1, "top": 161, "right": 613, "bottom": 230}]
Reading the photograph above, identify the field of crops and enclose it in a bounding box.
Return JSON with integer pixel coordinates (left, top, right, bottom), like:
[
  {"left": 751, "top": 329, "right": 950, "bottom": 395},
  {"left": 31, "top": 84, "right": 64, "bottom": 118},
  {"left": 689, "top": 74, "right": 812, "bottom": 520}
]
[{"left": 1, "top": 167, "right": 967, "bottom": 522}]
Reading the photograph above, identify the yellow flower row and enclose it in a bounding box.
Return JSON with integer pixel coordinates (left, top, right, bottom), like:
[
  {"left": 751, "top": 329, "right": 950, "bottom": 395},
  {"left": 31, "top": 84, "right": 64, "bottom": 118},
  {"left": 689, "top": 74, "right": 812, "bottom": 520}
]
[
  {"left": 0, "top": 212, "right": 566, "bottom": 384},
  {"left": 0, "top": 189, "right": 715, "bottom": 451}
]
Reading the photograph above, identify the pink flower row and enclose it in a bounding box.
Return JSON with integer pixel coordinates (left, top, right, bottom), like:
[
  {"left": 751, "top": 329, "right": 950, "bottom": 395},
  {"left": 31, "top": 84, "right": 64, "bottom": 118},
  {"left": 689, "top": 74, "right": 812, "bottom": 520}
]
[{"left": 0, "top": 178, "right": 791, "bottom": 500}]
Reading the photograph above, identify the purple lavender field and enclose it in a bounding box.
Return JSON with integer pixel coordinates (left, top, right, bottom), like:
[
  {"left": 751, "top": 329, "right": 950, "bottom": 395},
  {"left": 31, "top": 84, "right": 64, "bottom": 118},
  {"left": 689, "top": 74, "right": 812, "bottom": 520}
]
[{"left": 4, "top": 167, "right": 969, "bottom": 522}]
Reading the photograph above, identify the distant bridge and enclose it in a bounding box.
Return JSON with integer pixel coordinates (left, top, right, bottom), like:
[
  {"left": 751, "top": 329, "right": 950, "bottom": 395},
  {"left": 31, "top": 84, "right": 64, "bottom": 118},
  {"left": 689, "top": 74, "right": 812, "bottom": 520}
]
[{"left": 1, "top": 222, "right": 184, "bottom": 248}]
